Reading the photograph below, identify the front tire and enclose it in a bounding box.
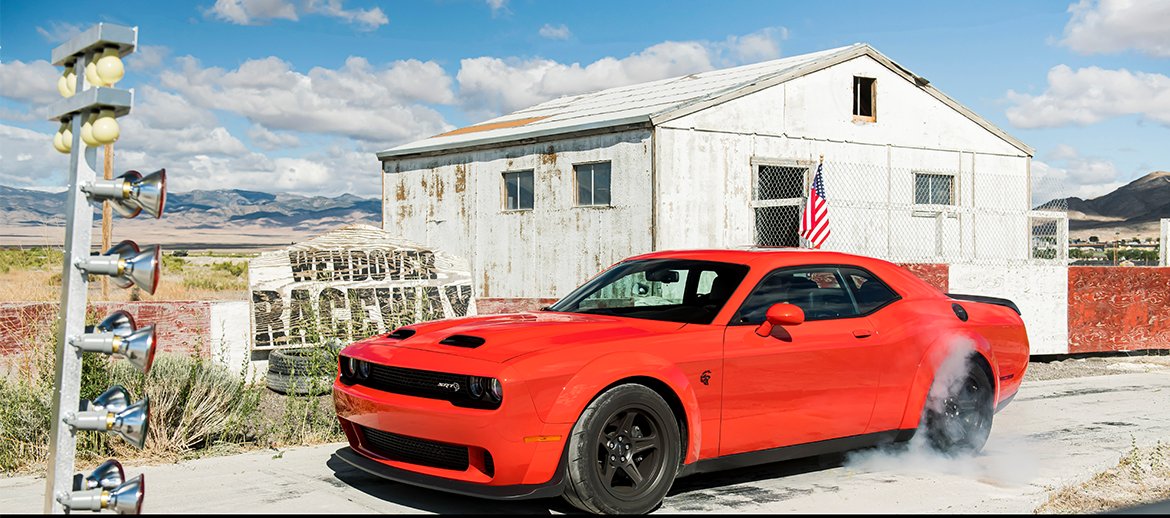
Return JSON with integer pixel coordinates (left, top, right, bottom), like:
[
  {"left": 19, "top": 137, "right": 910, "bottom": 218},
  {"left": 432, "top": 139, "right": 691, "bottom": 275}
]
[
  {"left": 562, "top": 384, "right": 680, "bottom": 514},
  {"left": 922, "top": 358, "right": 994, "bottom": 455}
]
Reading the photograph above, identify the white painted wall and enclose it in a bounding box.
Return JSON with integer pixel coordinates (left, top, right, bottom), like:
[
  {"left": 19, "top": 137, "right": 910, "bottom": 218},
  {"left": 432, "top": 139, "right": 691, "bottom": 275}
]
[
  {"left": 383, "top": 130, "right": 653, "bottom": 299},
  {"left": 1162, "top": 219, "right": 1168, "bottom": 267},
  {"left": 208, "top": 300, "right": 259, "bottom": 379},
  {"left": 949, "top": 264, "right": 1069, "bottom": 355}
]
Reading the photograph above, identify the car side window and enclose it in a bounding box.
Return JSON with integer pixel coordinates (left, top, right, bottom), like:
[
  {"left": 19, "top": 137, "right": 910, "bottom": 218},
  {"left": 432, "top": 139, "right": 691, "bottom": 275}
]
[
  {"left": 733, "top": 267, "right": 861, "bottom": 324},
  {"left": 840, "top": 267, "right": 900, "bottom": 314}
]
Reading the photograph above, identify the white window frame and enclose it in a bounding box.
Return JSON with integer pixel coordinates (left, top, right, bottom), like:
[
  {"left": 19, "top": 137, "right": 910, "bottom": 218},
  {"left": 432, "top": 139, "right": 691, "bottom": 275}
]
[
  {"left": 573, "top": 161, "right": 613, "bottom": 207},
  {"left": 913, "top": 171, "right": 956, "bottom": 206},
  {"left": 501, "top": 170, "right": 534, "bottom": 212}
]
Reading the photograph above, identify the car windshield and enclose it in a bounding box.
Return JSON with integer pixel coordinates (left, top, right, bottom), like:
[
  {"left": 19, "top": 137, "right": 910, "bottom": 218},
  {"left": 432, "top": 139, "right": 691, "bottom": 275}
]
[{"left": 548, "top": 259, "right": 750, "bottom": 324}]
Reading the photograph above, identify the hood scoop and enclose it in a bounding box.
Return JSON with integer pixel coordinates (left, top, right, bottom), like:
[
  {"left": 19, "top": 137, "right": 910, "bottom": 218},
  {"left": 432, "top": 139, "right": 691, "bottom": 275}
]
[
  {"left": 387, "top": 328, "right": 416, "bottom": 340},
  {"left": 438, "top": 334, "right": 486, "bottom": 348}
]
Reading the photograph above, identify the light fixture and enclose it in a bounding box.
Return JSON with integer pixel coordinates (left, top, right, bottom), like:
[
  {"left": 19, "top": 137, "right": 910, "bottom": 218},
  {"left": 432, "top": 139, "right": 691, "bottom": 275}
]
[
  {"left": 84, "top": 51, "right": 106, "bottom": 87},
  {"left": 53, "top": 120, "right": 72, "bottom": 154},
  {"left": 94, "top": 309, "right": 135, "bottom": 336},
  {"left": 468, "top": 376, "right": 484, "bottom": 398},
  {"left": 80, "top": 111, "right": 102, "bottom": 147},
  {"left": 72, "top": 323, "right": 157, "bottom": 374},
  {"left": 81, "top": 169, "right": 167, "bottom": 219},
  {"left": 92, "top": 108, "right": 120, "bottom": 145},
  {"left": 96, "top": 47, "right": 124, "bottom": 85},
  {"left": 57, "top": 473, "right": 144, "bottom": 514},
  {"left": 87, "top": 385, "right": 131, "bottom": 413},
  {"left": 57, "top": 65, "right": 74, "bottom": 98},
  {"left": 488, "top": 378, "right": 503, "bottom": 402},
  {"left": 76, "top": 240, "right": 162, "bottom": 295},
  {"left": 78, "top": 459, "right": 125, "bottom": 491},
  {"left": 63, "top": 396, "right": 150, "bottom": 449}
]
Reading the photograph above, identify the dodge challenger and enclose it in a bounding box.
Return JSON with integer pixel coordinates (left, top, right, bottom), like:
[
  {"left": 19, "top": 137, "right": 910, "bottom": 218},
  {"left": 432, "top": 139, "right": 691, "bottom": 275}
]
[{"left": 332, "top": 249, "right": 1029, "bottom": 514}]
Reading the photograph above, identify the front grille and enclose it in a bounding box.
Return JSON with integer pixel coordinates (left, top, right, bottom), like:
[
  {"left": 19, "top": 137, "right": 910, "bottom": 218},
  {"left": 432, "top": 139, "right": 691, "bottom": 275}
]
[
  {"left": 361, "top": 426, "right": 469, "bottom": 471},
  {"left": 355, "top": 364, "right": 500, "bottom": 409}
]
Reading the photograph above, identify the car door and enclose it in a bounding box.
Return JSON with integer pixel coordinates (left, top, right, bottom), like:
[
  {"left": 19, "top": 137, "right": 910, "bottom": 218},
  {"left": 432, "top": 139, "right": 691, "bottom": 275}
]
[{"left": 719, "top": 266, "right": 883, "bottom": 456}]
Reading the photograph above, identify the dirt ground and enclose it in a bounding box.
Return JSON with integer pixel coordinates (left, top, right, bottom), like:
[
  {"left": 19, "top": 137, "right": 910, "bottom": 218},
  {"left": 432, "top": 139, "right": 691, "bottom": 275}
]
[{"left": 1023, "top": 353, "right": 1170, "bottom": 382}]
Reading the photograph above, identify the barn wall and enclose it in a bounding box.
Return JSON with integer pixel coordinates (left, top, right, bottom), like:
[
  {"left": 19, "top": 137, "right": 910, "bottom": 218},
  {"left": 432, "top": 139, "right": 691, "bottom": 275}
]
[
  {"left": 383, "top": 130, "right": 653, "bottom": 299},
  {"left": 948, "top": 264, "right": 1069, "bottom": 355}
]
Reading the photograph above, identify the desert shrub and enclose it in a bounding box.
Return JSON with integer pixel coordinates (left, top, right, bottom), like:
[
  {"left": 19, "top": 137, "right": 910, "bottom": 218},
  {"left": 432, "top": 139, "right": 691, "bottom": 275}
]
[
  {"left": 182, "top": 267, "right": 248, "bottom": 291},
  {"left": 0, "top": 248, "right": 63, "bottom": 274},
  {"left": 211, "top": 261, "right": 246, "bottom": 277}
]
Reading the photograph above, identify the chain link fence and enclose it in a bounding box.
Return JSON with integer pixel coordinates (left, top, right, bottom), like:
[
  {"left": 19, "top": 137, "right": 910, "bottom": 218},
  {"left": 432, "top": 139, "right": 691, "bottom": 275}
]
[{"left": 752, "top": 160, "right": 1068, "bottom": 266}]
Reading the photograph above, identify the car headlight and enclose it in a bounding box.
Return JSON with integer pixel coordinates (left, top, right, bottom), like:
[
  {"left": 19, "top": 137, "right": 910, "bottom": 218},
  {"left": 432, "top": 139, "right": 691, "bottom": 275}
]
[
  {"left": 488, "top": 377, "right": 503, "bottom": 402},
  {"left": 468, "top": 376, "right": 484, "bottom": 398},
  {"left": 339, "top": 355, "right": 355, "bottom": 379},
  {"left": 357, "top": 359, "right": 371, "bottom": 380}
]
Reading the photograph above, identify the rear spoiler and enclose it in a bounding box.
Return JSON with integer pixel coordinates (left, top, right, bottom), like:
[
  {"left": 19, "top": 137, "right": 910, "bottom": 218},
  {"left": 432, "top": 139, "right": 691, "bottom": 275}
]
[{"left": 945, "top": 293, "right": 1021, "bottom": 315}]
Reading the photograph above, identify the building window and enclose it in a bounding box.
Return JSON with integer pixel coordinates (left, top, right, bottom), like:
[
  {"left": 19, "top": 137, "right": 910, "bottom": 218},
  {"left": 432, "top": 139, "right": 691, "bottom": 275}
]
[
  {"left": 574, "top": 162, "right": 611, "bottom": 206},
  {"left": 914, "top": 173, "right": 954, "bottom": 205},
  {"left": 752, "top": 163, "right": 808, "bottom": 247},
  {"left": 853, "top": 76, "right": 876, "bottom": 122},
  {"left": 503, "top": 170, "right": 534, "bottom": 210}
]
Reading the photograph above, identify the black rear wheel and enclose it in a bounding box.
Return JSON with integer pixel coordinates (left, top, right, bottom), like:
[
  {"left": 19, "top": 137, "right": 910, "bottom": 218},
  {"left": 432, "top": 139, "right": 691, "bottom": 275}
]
[
  {"left": 922, "top": 359, "right": 994, "bottom": 454},
  {"left": 562, "top": 384, "right": 680, "bottom": 514}
]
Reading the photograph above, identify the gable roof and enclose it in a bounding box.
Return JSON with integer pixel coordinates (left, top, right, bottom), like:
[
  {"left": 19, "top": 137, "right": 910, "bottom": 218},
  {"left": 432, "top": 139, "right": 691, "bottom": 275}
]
[{"left": 378, "top": 44, "right": 1032, "bottom": 160}]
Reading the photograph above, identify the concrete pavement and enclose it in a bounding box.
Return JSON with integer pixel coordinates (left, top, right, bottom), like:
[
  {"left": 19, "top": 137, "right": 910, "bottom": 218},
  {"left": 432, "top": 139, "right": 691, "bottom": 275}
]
[{"left": 4, "top": 371, "right": 1170, "bottom": 514}]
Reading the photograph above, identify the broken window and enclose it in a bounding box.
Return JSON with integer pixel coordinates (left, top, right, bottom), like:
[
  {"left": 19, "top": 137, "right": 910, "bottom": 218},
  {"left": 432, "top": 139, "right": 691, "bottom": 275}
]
[
  {"left": 914, "top": 173, "right": 954, "bottom": 205},
  {"left": 753, "top": 164, "right": 807, "bottom": 247},
  {"left": 503, "top": 170, "right": 534, "bottom": 210},
  {"left": 574, "top": 162, "right": 611, "bottom": 206},
  {"left": 853, "top": 76, "right": 876, "bottom": 122}
]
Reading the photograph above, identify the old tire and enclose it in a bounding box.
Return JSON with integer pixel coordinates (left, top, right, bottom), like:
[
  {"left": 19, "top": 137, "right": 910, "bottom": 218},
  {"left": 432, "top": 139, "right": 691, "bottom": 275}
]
[
  {"left": 266, "top": 370, "right": 333, "bottom": 396},
  {"left": 922, "top": 359, "right": 994, "bottom": 455},
  {"left": 562, "top": 384, "right": 680, "bottom": 515},
  {"left": 268, "top": 344, "right": 340, "bottom": 376}
]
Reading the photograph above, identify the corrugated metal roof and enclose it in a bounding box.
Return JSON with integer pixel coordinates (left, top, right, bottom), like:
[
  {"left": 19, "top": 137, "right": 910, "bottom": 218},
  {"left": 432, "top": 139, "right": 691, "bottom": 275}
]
[{"left": 378, "top": 44, "right": 1032, "bottom": 159}]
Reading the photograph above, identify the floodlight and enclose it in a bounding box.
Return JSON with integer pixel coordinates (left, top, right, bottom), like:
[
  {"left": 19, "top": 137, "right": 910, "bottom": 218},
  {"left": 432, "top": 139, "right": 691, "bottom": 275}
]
[
  {"left": 81, "top": 111, "right": 102, "bottom": 147},
  {"left": 87, "top": 385, "right": 131, "bottom": 413},
  {"left": 57, "top": 473, "right": 144, "bottom": 514},
  {"left": 63, "top": 396, "right": 150, "bottom": 449},
  {"left": 92, "top": 108, "right": 120, "bottom": 144},
  {"left": 76, "top": 240, "right": 162, "bottom": 294},
  {"left": 85, "top": 52, "right": 106, "bottom": 87},
  {"left": 96, "top": 309, "right": 136, "bottom": 336},
  {"left": 79, "top": 459, "right": 125, "bottom": 491},
  {"left": 57, "top": 66, "right": 74, "bottom": 98},
  {"left": 53, "top": 121, "right": 72, "bottom": 154},
  {"left": 96, "top": 47, "right": 125, "bottom": 85},
  {"left": 81, "top": 169, "right": 167, "bottom": 220},
  {"left": 71, "top": 323, "right": 157, "bottom": 374}
]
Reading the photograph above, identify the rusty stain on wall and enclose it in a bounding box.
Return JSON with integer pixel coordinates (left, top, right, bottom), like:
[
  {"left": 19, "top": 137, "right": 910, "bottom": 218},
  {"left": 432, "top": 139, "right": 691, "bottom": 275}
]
[{"left": 1069, "top": 267, "right": 1170, "bottom": 353}]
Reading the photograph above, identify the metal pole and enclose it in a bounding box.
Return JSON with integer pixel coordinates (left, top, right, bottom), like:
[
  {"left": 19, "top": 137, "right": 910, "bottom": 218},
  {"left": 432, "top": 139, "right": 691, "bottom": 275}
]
[
  {"left": 44, "top": 58, "right": 96, "bottom": 514},
  {"left": 103, "top": 144, "right": 112, "bottom": 299}
]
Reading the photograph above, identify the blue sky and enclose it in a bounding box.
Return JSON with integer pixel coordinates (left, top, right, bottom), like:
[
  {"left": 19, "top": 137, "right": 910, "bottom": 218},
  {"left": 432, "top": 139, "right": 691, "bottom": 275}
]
[{"left": 1, "top": 0, "right": 1167, "bottom": 202}]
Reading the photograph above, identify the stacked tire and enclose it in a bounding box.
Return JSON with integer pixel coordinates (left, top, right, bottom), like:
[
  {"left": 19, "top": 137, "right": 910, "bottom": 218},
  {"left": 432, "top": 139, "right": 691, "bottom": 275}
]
[{"left": 266, "top": 343, "right": 341, "bottom": 396}]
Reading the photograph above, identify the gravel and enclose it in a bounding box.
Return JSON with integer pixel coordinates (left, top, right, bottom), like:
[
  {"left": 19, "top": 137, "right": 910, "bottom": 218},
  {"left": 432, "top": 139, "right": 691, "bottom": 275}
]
[{"left": 1023, "top": 353, "right": 1170, "bottom": 383}]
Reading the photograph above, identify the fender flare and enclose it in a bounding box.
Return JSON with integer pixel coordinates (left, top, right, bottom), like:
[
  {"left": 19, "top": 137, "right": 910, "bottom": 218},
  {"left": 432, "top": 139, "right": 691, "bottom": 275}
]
[
  {"left": 542, "top": 352, "right": 704, "bottom": 465},
  {"left": 897, "top": 328, "right": 1000, "bottom": 430}
]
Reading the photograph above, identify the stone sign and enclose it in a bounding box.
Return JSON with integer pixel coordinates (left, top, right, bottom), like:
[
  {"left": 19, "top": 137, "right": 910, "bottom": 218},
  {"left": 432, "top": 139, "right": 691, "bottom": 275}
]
[{"left": 248, "top": 224, "right": 474, "bottom": 349}]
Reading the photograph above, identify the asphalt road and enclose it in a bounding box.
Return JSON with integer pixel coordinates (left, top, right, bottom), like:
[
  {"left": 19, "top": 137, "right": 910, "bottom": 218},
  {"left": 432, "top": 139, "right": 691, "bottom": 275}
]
[{"left": 4, "top": 371, "right": 1170, "bottom": 514}]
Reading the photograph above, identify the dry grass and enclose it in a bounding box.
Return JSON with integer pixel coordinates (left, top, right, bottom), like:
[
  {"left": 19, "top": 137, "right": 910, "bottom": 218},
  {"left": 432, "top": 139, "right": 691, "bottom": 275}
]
[
  {"left": 1035, "top": 438, "right": 1170, "bottom": 513},
  {"left": 0, "top": 249, "right": 249, "bottom": 302}
]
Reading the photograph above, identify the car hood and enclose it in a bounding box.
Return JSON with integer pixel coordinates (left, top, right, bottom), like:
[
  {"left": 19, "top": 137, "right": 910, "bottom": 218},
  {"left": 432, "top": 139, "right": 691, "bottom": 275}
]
[{"left": 366, "top": 312, "right": 686, "bottom": 363}]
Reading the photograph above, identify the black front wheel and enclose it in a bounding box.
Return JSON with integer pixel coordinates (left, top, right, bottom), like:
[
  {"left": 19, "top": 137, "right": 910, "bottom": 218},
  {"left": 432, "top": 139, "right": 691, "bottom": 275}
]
[
  {"left": 562, "top": 384, "right": 680, "bottom": 514},
  {"left": 922, "top": 358, "right": 994, "bottom": 455}
]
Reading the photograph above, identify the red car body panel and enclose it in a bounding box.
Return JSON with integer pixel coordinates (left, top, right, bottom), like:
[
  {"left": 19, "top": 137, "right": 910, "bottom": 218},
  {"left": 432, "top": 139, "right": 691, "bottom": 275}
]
[{"left": 333, "top": 249, "right": 1030, "bottom": 496}]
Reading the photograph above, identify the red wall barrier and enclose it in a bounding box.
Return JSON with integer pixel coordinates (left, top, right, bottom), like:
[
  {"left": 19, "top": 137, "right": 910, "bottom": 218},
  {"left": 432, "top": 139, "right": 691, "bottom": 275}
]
[
  {"left": 1068, "top": 267, "right": 1170, "bottom": 353},
  {"left": 0, "top": 301, "right": 215, "bottom": 359},
  {"left": 897, "top": 263, "right": 949, "bottom": 293}
]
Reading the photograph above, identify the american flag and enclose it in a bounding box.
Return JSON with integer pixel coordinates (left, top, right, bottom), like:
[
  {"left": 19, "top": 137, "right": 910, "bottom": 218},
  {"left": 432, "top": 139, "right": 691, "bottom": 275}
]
[{"left": 799, "top": 163, "right": 830, "bottom": 249}]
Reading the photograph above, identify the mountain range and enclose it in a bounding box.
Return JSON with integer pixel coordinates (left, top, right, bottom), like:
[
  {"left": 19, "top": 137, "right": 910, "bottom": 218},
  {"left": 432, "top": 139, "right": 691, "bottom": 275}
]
[
  {"left": 0, "top": 186, "right": 380, "bottom": 251},
  {"left": 1054, "top": 171, "right": 1170, "bottom": 239}
]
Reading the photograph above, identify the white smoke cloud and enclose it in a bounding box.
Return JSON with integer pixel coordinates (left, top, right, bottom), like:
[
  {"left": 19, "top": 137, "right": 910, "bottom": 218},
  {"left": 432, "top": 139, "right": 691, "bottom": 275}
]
[
  {"left": 1005, "top": 65, "right": 1170, "bottom": 129},
  {"left": 1060, "top": 0, "right": 1170, "bottom": 58}
]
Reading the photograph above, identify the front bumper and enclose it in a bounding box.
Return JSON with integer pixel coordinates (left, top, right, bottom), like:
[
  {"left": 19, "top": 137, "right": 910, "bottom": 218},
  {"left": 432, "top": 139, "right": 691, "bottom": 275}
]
[
  {"left": 333, "top": 346, "right": 571, "bottom": 492},
  {"left": 334, "top": 445, "right": 566, "bottom": 500}
]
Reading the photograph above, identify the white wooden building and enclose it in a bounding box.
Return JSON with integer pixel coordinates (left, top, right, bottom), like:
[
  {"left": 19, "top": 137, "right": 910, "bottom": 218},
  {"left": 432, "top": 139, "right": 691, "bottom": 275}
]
[{"left": 377, "top": 44, "right": 1051, "bottom": 309}]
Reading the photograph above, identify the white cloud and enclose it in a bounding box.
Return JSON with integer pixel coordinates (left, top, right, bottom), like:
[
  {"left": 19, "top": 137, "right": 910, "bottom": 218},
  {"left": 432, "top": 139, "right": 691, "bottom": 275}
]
[
  {"left": 1061, "top": 0, "right": 1170, "bottom": 58},
  {"left": 1005, "top": 65, "right": 1170, "bottom": 128},
  {"left": 307, "top": 0, "right": 389, "bottom": 31},
  {"left": 456, "top": 27, "right": 787, "bottom": 120},
  {"left": 205, "top": 0, "right": 298, "bottom": 25},
  {"left": 248, "top": 124, "right": 302, "bottom": 150},
  {"left": 0, "top": 60, "right": 67, "bottom": 108},
  {"left": 1032, "top": 152, "right": 1125, "bottom": 205},
  {"left": 539, "top": 24, "right": 571, "bottom": 40},
  {"left": 206, "top": 0, "right": 387, "bottom": 30},
  {"left": 159, "top": 55, "right": 455, "bottom": 147},
  {"left": 35, "top": 21, "right": 85, "bottom": 43},
  {"left": 0, "top": 124, "right": 72, "bottom": 189},
  {"left": 126, "top": 46, "right": 173, "bottom": 72},
  {"left": 1045, "top": 143, "right": 1080, "bottom": 160},
  {"left": 486, "top": 0, "right": 508, "bottom": 15}
]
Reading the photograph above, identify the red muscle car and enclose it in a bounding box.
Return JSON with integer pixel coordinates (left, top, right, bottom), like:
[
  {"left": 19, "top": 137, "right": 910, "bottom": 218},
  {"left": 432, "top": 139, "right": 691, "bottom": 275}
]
[{"left": 333, "top": 249, "right": 1029, "bottom": 514}]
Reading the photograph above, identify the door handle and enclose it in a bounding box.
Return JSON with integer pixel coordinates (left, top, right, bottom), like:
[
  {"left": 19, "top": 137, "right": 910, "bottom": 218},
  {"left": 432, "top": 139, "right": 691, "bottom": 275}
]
[{"left": 852, "top": 329, "right": 872, "bottom": 338}]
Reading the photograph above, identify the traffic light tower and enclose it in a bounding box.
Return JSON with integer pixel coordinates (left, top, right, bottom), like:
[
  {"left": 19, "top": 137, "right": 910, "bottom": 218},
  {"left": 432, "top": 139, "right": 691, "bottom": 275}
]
[{"left": 43, "top": 23, "right": 165, "bottom": 514}]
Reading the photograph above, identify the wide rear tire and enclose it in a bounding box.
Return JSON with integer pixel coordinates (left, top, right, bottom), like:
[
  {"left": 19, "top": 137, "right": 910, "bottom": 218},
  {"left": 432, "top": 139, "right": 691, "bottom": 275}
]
[
  {"left": 562, "top": 384, "right": 680, "bottom": 515},
  {"left": 922, "top": 359, "right": 994, "bottom": 455}
]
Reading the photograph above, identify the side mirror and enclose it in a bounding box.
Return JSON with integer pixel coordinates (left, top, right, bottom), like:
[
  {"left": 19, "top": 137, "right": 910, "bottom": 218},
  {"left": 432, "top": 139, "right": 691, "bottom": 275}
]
[{"left": 755, "top": 303, "right": 805, "bottom": 337}]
